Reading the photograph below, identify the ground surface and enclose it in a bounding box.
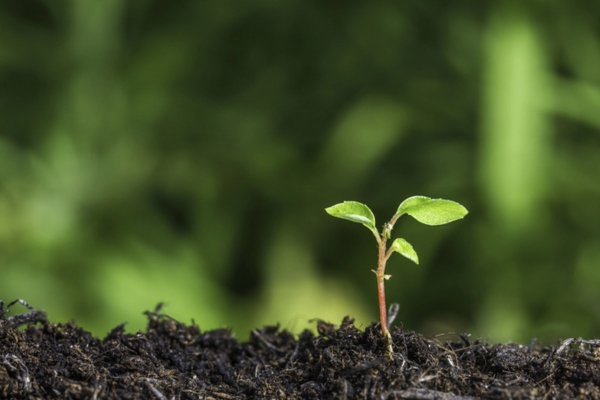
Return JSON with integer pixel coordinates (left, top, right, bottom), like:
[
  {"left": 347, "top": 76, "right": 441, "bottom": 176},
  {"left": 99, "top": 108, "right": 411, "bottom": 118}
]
[{"left": 1, "top": 303, "right": 600, "bottom": 399}]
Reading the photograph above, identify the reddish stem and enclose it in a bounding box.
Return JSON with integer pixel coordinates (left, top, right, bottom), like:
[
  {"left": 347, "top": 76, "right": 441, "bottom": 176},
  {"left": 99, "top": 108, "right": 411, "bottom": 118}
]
[
  {"left": 376, "top": 215, "right": 403, "bottom": 356},
  {"left": 376, "top": 234, "right": 390, "bottom": 339}
]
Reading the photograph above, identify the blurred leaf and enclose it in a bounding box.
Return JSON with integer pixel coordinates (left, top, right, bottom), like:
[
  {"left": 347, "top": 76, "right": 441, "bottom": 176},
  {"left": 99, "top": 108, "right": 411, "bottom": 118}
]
[
  {"left": 318, "top": 96, "right": 409, "bottom": 189},
  {"left": 552, "top": 79, "right": 600, "bottom": 129},
  {"left": 480, "top": 8, "right": 551, "bottom": 234}
]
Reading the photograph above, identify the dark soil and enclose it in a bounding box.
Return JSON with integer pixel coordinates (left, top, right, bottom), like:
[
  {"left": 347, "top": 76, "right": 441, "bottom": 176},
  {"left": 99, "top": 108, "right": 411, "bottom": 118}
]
[{"left": 1, "top": 303, "right": 600, "bottom": 399}]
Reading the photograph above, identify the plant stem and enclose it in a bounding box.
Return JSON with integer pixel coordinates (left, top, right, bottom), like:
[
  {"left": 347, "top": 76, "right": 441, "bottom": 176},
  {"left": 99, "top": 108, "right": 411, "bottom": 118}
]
[
  {"left": 376, "top": 223, "right": 394, "bottom": 356},
  {"left": 377, "top": 235, "right": 389, "bottom": 337}
]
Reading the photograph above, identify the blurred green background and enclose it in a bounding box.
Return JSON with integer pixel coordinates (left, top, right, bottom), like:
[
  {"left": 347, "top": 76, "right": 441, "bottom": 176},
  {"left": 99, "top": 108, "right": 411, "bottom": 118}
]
[{"left": 1, "top": 1, "right": 600, "bottom": 345}]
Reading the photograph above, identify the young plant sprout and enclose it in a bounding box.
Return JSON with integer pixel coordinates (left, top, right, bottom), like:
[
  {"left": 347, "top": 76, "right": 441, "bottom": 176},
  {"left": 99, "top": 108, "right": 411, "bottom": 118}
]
[{"left": 325, "top": 196, "right": 468, "bottom": 354}]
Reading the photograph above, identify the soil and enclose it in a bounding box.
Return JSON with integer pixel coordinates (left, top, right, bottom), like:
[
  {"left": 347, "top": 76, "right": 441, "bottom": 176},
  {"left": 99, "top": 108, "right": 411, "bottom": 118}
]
[{"left": 1, "top": 303, "right": 599, "bottom": 399}]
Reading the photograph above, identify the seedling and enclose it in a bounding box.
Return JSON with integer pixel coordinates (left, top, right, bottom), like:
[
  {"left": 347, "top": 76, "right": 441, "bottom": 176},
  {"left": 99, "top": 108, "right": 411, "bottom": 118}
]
[{"left": 325, "top": 196, "right": 468, "bottom": 354}]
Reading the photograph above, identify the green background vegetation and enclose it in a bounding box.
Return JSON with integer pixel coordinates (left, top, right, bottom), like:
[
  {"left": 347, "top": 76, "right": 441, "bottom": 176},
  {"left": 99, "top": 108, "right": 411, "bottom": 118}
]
[{"left": 1, "top": 1, "right": 600, "bottom": 344}]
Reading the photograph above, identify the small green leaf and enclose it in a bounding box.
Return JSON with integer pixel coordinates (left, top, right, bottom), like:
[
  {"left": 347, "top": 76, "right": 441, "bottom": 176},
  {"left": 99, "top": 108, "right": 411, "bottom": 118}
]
[
  {"left": 325, "top": 201, "right": 376, "bottom": 230},
  {"left": 396, "top": 196, "right": 468, "bottom": 226},
  {"left": 390, "top": 238, "right": 419, "bottom": 264}
]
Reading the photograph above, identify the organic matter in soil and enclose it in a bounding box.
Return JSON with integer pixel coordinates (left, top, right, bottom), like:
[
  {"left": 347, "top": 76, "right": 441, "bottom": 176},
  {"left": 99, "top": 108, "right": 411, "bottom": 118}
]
[{"left": 1, "top": 304, "right": 599, "bottom": 399}]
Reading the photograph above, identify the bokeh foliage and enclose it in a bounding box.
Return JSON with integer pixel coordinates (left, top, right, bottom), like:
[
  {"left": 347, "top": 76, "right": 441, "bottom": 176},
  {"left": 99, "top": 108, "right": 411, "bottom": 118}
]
[{"left": 1, "top": 1, "right": 600, "bottom": 344}]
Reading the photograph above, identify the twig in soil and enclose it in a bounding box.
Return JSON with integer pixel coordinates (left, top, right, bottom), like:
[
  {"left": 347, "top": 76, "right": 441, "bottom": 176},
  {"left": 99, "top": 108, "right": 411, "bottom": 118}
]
[
  {"left": 90, "top": 377, "right": 105, "bottom": 400},
  {"left": 459, "top": 333, "right": 471, "bottom": 347},
  {"left": 556, "top": 338, "right": 600, "bottom": 355},
  {"left": 143, "top": 303, "right": 179, "bottom": 322},
  {"left": 144, "top": 381, "right": 168, "bottom": 400},
  {"left": 285, "top": 341, "right": 301, "bottom": 367},
  {"left": 339, "top": 379, "right": 351, "bottom": 400},
  {"left": 387, "top": 303, "right": 400, "bottom": 329},
  {"left": 340, "top": 357, "right": 389, "bottom": 377},
  {"left": 528, "top": 337, "right": 537, "bottom": 352},
  {"left": 384, "top": 388, "right": 477, "bottom": 400},
  {"left": 251, "top": 329, "right": 285, "bottom": 353},
  {"left": 2, "top": 354, "right": 32, "bottom": 392},
  {"left": 0, "top": 299, "right": 46, "bottom": 329},
  {"left": 209, "top": 392, "right": 238, "bottom": 399}
]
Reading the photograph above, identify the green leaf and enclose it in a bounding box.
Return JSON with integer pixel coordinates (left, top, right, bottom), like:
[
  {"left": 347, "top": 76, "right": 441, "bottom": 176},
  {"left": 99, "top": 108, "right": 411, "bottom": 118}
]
[
  {"left": 390, "top": 238, "right": 419, "bottom": 264},
  {"left": 396, "top": 196, "right": 468, "bottom": 226},
  {"left": 325, "top": 201, "right": 376, "bottom": 231}
]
